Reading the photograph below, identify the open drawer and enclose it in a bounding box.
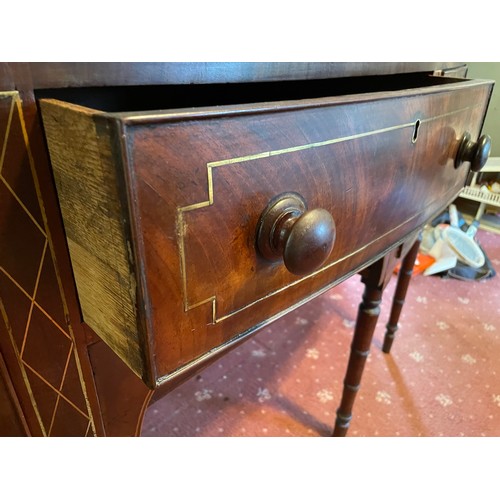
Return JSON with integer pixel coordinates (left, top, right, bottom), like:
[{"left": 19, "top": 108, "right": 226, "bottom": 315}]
[{"left": 39, "top": 73, "right": 493, "bottom": 388}]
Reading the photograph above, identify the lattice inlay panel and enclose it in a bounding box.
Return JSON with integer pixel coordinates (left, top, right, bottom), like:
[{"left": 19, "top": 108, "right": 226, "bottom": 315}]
[{"left": 0, "top": 91, "right": 95, "bottom": 436}]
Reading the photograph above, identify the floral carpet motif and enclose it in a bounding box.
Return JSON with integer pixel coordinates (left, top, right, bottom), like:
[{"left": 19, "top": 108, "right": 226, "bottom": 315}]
[{"left": 143, "top": 229, "right": 500, "bottom": 437}]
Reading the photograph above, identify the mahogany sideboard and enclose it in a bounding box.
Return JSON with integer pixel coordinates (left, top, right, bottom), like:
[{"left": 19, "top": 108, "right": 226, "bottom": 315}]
[{"left": 0, "top": 62, "right": 493, "bottom": 436}]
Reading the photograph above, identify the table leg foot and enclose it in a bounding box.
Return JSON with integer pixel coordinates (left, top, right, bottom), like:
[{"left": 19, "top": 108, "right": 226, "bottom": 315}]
[
  {"left": 332, "top": 274, "right": 383, "bottom": 437},
  {"left": 382, "top": 238, "right": 421, "bottom": 354}
]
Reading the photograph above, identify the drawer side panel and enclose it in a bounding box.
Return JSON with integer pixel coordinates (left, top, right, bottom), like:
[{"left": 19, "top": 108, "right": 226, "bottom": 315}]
[{"left": 40, "top": 100, "right": 146, "bottom": 382}]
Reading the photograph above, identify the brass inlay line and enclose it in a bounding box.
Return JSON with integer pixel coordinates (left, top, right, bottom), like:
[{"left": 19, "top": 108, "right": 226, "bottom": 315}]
[
  {"left": 177, "top": 206, "right": 217, "bottom": 318},
  {"left": 419, "top": 107, "right": 474, "bottom": 124},
  {"left": 0, "top": 266, "right": 73, "bottom": 342},
  {"left": 26, "top": 367, "right": 91, "bottom": 422},
  {"left": 58, "top": 346, "right": 73, "bottom": 392},
  {"left": 206, "top": 105, "right": 474, "bottom": 171},
  {"left": 20, "top": 240, "right": 48, "bottom": 358},
  {"left": 214, "top": 199, "right": 447, "bottom": 323},
  {"left": 22, "top": 361, "right": 92, "bottom": 421},
  {"left": 1, "top": 91, "right": 97, "bottom": 435},
  {"left": 0, "top": 92, "right": 50, "bottom": 435},
  {"left": 16, "top": 92, "right": 97, "bottom": 436},
  {"left": 33, "top": 302, "right": 73, "bottom": 341},
  {"left": 135, "top": 391, "right": 155, "bottom": 436},
  {"left": 0, "top": 175, "right": 47, "bottom": 237},
  {"left": 0, "top": 235, "right": 93, "bottom": 431},
  {"left": 0, "top": 95, "right": 15, "bottom": 175},
  {"left": 177, "top": 104, "right": 477, "bottom": 322},
  {"left": 47, "top": 346, "right": 73, "bottom": 436},
  {"left": 207, "top": 122, "right": 414, "bottom": 169},
  {"left": 47, "top": 396, "right": 61, "bottom": 436},
  {"left": 0, "top": 299, "right": 47, "bottom": 436},
  {"left": 181, "top": 193, "right": 433, "bottom": 324}
]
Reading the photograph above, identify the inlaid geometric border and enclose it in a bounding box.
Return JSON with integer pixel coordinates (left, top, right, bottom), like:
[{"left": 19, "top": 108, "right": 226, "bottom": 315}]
[
  {"left": 0, "top": 91, "right": 96, "bottom": 436},
  {"left": 176, "top": 105, "right": 477, "bottom": 325}
]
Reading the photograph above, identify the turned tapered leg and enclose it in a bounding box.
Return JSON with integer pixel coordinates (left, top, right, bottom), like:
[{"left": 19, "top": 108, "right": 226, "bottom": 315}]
[
  {"left": 333, "top": 283, "right": 383, "bottom": 436},
  {"left": 382, "top": 238, "right": 421, "bottom": 354}
]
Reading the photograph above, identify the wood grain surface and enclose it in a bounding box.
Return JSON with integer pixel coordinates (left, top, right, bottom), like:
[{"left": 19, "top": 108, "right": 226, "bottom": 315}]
[
  {"left": 1, "top": 62, "right": 464, "bottom": 90},
  {"left": 40, "top": 101, "right": 148, "bottom": 382},
  {"left": 0, "top": 352, "right": 29, "bottom": 435},
  {"left": 40, "top": 76, "right": 493, "bottom": 388}
]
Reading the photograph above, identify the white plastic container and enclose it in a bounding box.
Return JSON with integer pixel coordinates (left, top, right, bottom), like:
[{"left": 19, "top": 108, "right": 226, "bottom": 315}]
[{"left": 442, "top": 225, "right": 485, "bottom": 268}]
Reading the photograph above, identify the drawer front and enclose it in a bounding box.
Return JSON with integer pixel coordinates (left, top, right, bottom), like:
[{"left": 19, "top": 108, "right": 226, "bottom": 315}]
[{"left": 40, "top": 79, "right": 493, "bottom": 386}]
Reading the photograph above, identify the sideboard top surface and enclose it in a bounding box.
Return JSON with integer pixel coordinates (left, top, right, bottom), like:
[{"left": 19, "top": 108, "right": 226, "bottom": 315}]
[{"left": 1, "top": 62, "right": 463, "bottom": 90}]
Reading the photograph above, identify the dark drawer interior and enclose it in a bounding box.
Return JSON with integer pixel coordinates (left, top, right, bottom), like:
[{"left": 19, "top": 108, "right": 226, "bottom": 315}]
[{"left": 35, "top": 73, "right": 464, "bottom": 113}]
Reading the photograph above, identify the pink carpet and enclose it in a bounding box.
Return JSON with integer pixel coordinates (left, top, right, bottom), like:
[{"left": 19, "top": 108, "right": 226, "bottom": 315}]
[{"left": 142, "top": 229, "right": 500, "bottom": 437}]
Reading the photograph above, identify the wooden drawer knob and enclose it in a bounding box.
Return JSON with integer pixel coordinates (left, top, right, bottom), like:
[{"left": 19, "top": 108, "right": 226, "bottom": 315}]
[
  {"left": 455, "top": 132, "right": 491, "bottom": 172},
  {"left": 256, "top": 193, "right": 336, "bottom": 275}
]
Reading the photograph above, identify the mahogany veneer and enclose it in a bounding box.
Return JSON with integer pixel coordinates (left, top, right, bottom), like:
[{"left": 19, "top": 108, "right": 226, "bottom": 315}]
[
  {"left": 0, "top": 63, "right": 494, "bottom": 436},
  {"left": 41, "top": 76, "right": 492, "bottom": 390}
]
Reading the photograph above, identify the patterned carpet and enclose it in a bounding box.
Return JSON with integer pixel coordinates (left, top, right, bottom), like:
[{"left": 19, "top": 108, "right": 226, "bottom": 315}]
[{"left": 142, "top": 229, "right": 500, "bottom": 437}]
